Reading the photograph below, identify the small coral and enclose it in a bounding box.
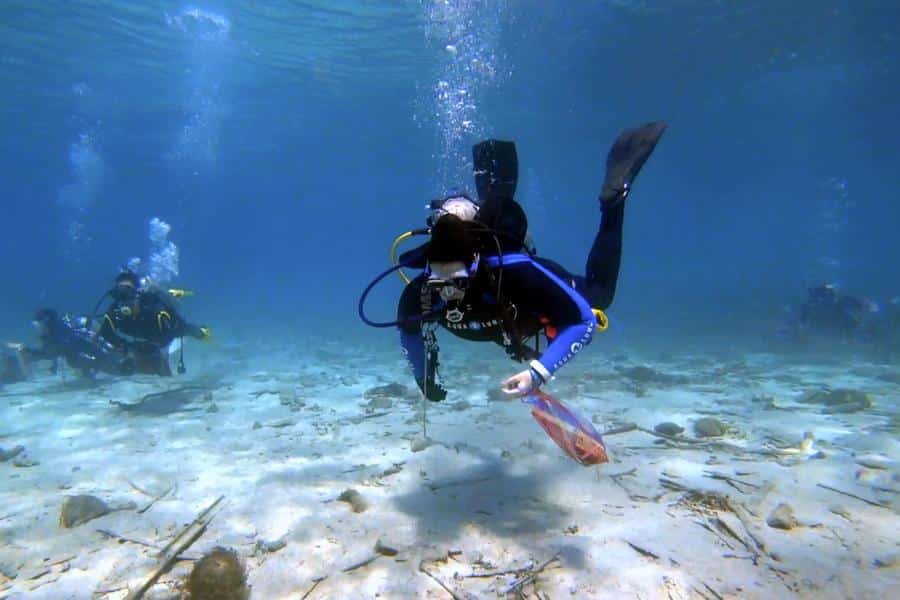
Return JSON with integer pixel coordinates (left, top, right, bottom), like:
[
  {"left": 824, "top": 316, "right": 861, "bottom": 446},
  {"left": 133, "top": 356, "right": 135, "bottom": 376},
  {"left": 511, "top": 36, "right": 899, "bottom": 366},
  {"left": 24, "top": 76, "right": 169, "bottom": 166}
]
[{"left": 186, "top": 547, "right": 249, "bottom": 600}]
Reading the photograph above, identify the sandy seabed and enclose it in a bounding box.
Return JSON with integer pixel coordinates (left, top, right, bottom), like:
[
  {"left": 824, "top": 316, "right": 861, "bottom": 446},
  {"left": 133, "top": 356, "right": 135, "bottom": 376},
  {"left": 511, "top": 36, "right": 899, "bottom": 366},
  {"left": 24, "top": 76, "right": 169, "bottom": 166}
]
[{"left": 1, "top": 336, "right": 898, "bottom": 599}]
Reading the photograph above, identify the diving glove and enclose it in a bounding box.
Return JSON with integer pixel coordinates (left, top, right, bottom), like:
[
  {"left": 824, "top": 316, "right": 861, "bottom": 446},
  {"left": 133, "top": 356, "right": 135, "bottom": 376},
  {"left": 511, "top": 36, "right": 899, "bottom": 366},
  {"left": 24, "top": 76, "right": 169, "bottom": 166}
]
[{"left": 416, "top": 377, "right": 447, "bottom": 402}]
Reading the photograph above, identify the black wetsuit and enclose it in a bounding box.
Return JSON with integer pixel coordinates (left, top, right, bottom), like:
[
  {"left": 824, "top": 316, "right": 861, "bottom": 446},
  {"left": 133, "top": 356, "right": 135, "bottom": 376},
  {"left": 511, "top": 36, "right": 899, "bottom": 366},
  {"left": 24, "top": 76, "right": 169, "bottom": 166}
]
[
  {"left": 783, "top": 286, "right": 899, "bottom": 348},
  {"left": 24, "top": 314, "right": 133, "bottom": 378},
  {"left": 99, "top": 288, "right": 204, "bottom": 375}
]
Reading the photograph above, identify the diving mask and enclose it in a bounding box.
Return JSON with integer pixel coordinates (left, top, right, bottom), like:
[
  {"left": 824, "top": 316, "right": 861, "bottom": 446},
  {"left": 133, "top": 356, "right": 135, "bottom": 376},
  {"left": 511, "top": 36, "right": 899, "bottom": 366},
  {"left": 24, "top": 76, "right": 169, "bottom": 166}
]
[
  {"left": 111, "top": 284, "right": 137, "bottom": 302},
  {"left": 426, "top": 255, "right": 479, "bottom": 300},
  {"left": 426, "top": 276, "right": 471, "bottom": 292}
]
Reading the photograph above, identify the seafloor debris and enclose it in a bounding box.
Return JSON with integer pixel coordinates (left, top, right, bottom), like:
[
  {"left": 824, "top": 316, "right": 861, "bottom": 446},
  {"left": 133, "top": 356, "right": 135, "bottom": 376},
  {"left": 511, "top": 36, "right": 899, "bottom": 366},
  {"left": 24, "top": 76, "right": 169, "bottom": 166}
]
[
  {"left": 127, "top": 495, "right": 225, "bottom": 599},
  {"left": 111, "top": 385, "right": 212, "bottom": 416},
  {"left": 694, "top": 417, "right": 727, "bottom": 438},
  {"left": 363, "top": 382, "right": 420, "bottom": 411},
  {"left": 256, "top": 536, "right": 287, "bottom": 554},
  {"left": 616, "top": 365, "right": 689, "bottom": 386},
  {"left": 186, "top": 546, "right": 250, "bottom": 600},
  {"left": 59, "top": 494, "right": 137, "bottom": 528},
  {"left": 766, "top": 503, "right": 799, "bottom": 530},
  {"left": 59, "top": 495, "right": 110, "bottom": 528},
  {"left": 337, "top": 488, "right": 368, "bottom": 513},
  {"left": 797, "top": 387, "right": 873, "bottom": 413},
  {"left": 0, "top": 445, "right": 25, "bottom": 462},
  {"left": 411, "top": 436, "right": 433, "bottom": 452},
  {"left": 654, "top": 422, "right": 685, "bottom": 436},
  {"left": 374, "top": 539, "right": 398, "bottom": 556},
  {"left": 279, "top": 387, "right": 306, "bottom": 411}
]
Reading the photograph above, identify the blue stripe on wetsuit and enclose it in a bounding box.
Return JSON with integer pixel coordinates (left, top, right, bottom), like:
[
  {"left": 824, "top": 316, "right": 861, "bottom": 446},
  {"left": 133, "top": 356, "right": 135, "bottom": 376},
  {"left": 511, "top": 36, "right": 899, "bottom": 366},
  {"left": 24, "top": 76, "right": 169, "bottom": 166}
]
[
  {"left": 400, "top": 327, "right": 426, "bottom": 380},
  {"left": 486, "top": 254, "right": 597, "bottom": 378}
]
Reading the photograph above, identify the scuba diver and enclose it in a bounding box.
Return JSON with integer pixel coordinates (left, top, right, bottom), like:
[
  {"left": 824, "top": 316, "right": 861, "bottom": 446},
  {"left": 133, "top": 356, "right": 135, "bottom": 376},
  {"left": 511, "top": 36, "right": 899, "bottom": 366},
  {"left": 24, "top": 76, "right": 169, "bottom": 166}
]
[
  {"left": 5, "top": 308, "right": 135, "bottom": 380},
  {"left": 779, "top": 283, "right": 900, "bottom": 350},
  {"left": 95, "top": 269, "right": 211, "bottom": 376},
  {"left": 359, "top": 122, "right": 667, "bottom": 400}
]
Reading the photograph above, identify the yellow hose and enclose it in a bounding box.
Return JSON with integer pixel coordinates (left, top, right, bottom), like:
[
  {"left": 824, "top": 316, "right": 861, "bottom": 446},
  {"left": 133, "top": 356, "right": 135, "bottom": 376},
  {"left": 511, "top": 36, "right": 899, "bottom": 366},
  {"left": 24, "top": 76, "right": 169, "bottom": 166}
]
[{"left": 390, "top": 231, "right": 416, "bottom": 284}]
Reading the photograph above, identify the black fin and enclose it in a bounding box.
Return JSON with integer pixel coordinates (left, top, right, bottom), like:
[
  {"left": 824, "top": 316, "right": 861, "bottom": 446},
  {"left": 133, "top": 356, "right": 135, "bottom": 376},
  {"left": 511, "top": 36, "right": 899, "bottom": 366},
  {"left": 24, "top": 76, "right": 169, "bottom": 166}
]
[
  {"left": 473, "top": 139, "right": 518, "bottom": 203},
  {"left": 475, "top": 196, "right": 528, "bottom": 254},
  {"left": 600, "top": 121, "right": 667, "bottom": 207}
]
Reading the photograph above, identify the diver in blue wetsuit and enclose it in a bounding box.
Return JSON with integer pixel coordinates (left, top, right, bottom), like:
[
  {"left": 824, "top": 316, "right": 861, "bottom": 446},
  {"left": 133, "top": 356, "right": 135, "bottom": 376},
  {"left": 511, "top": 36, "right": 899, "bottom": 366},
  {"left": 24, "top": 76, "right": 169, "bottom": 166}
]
[{"left": 385, "top": 122, "right": 667, "bottom": 401}]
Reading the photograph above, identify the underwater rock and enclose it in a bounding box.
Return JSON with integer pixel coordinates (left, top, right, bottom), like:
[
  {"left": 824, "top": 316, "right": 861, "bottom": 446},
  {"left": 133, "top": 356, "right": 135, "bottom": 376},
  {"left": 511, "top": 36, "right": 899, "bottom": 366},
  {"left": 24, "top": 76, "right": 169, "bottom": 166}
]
[
  {"left": 374, "top": 539, "right": 398, "bottom": 556},
  {"left": 798, "top": 388, "right": 872, "bottom": 413},
  {"left": 12, "top": 454, "right": 39, "bottom": 468},
  {"left": 59, "top": 495, "right": 110, "bottom": 528},
  {"left": 338, "top": 489, "right": 368, "bottom": 513},
  {"left": 854, "top": 453, "right": 894, "bottom": 470},
  {"left": 751, "top": 395, "right": 778, "bottom": 410},
  {"left": 873, "top": 553, "right": 900, "bottom": 569},
  {"left": 448, "top": 400, "right": 472, "bottom": 412},
  {"left": 411, "top": 436, "right": 433, "bottom": 453},
  {"left": 616, "top": 365, "right": 688, "bottom": 387},
  {"left": 364, "top": 383, "right": 407, "bottom": 401},
  {"left": 280, "top": 388, "right": 306, "bottom": 411},
  {"left": 365, "top": 396, "right": 393, "bottom": 411},
  {"left": 0, "top": 560, "right": 17, "bottom": 580},
  {"left": 875, "top": 371, "right": 900, "bottom": 385},
  {"left": 381, "top": 463, "right": 403, "bottom": 477},
  {"left": 766, "top": 503, "right": 798, "bottom": 530},
  {"left": 0, "top": 445, "right": 24, "bottom": 462},
  {"left": 855, "top": 467, "right": 899, "bottom": 490},
  {"left": 693, "top": 417, "right": 727, "bottom": 438},
  {"left": 256, "top": 537, "right": 287, "bottom": 554},
  {"left": 186, "top": 547, "right": 250, "bottom": 600},
  {"left": 654, "top": 422, "right": 684, "bottom": 436},
  {"left": 888, "top": 415, "right": 900, "bottom": 434},
  {"left": 366, "top": 382, "right": 421, "bottom": 407}
]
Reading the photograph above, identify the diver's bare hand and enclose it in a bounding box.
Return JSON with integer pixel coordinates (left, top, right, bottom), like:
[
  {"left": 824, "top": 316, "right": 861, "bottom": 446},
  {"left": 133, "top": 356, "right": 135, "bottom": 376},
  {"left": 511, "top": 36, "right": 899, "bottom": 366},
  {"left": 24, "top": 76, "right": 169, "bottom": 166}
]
[{"left": 501, "top": 369, "right": 539, "bottom": 396}]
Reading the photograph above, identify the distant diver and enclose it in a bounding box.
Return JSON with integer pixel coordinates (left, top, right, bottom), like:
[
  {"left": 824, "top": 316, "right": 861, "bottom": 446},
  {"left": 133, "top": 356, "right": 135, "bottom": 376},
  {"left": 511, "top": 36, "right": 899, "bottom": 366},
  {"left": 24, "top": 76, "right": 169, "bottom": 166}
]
[
  {"left": 360, "top": 122, "right": 667, "bottom": 400},
  {"left": 779, "top": 283, "right": 900, "bottom": 351},
  {"left": 94, "top": 268, "right": 211, "bottom": 376},
  {"left": 4, "top": 308, "right": 135, "bottom": 380}
]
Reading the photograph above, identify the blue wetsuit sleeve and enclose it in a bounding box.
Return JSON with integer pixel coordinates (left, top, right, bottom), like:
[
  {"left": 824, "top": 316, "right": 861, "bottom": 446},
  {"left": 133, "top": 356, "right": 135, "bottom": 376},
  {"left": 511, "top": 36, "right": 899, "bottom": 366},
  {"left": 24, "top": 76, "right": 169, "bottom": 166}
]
[
  {"left": 538, "top": 310, "right": 595, "bottom": 378},
  {"left": 505, "top": 260, "right": 596, "bottom": 380},
  {"left": 400, "top": 328, "right": 426, "bottom": 380}
]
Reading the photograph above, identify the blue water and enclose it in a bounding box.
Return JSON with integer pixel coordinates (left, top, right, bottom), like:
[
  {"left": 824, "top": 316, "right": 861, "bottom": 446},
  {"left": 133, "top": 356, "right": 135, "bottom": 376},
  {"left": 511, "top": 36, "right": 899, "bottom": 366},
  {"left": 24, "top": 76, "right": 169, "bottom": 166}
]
[{"left": 1, "top": 0, "right": 898, "bottom": 347}]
